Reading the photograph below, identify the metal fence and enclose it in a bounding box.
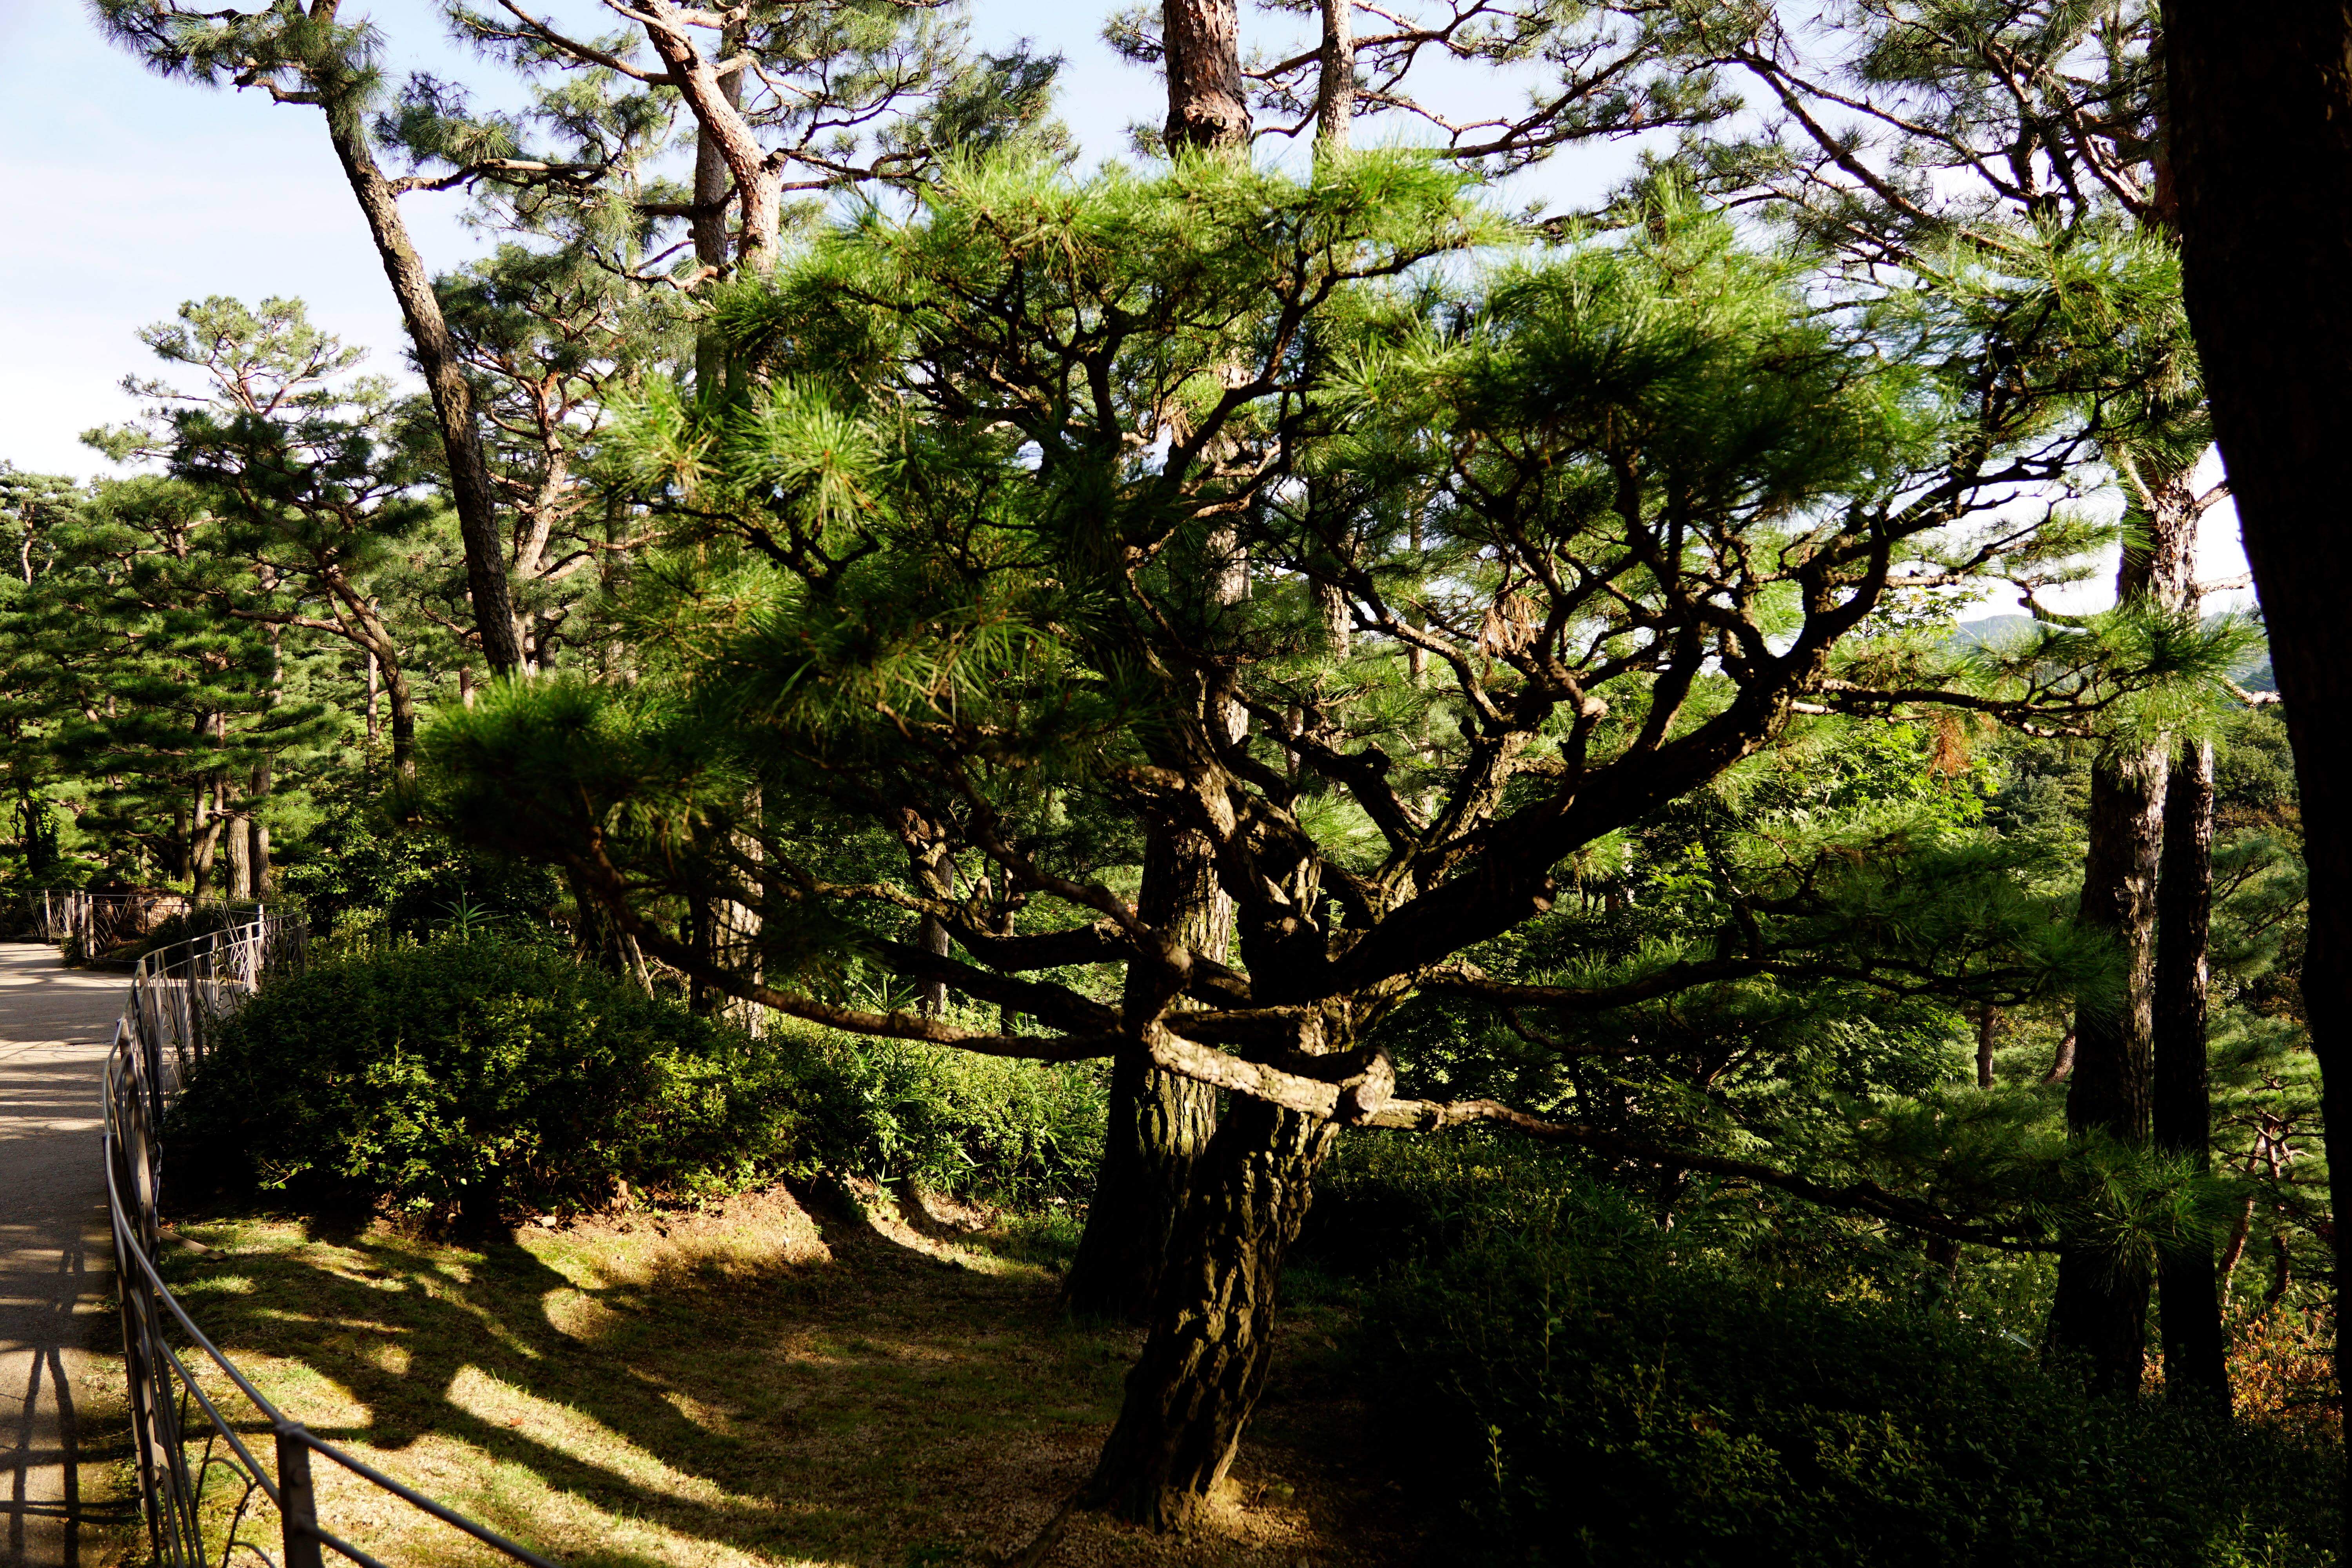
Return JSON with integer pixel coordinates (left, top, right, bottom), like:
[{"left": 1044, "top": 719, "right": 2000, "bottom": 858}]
[
  {"left": 32, "top": 889, "right": 210, "bottom": 963},
  {"left": 100, "top": 909, "right": 569, "bottom": 1568}
]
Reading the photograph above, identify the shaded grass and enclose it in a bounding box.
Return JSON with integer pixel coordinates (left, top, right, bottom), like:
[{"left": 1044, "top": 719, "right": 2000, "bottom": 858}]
[{"left": 140, "top": 1191, "right": 1417, "bottom": 1567}]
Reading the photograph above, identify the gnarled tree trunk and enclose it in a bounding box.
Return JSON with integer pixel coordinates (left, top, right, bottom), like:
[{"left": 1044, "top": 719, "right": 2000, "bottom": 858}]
[
  {"left": 1068, "top": 823, "right": 1227, "bottom": 1319},
  {"left": 1082, "top": 1099, "right": 1337, "bottom": 1527}
]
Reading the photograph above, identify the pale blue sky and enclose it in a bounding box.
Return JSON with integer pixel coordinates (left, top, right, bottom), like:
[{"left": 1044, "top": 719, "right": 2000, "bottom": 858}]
[{"left": 0, "top": 0, "right": 1159, "bottom": 476}]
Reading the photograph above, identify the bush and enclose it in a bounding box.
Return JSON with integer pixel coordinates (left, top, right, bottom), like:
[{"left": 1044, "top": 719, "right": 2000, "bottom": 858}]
[
  {"left": 279, "top": 811, "right": 560, "bottom": 944},
  {"left": 171, "top": 937, "right": 799, "bottom": 1225},
  {"left": 1356, "top": 1154, "right": 2340, "bottom": 1568},
  {"left": 767, "top": 1034, "right": 1104, "bottom": 1207},
  {"left": 170, "top": 936, "right": 1107, "bottom": 1225}
]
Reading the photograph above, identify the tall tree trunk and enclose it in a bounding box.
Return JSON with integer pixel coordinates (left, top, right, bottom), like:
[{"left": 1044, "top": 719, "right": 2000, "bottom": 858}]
[
  {"left": 1304, "top": 15, "right": 1354, "bottom": 662},
  {"left": 387, "top": 666, "right": 419, "bottom": 783},
  {"left": 690, "top": 21, "right": 748, "bottom": 393},
  {"left": 191, "top": 779, "right": 223, "bottom": 900},
  {"left": 2166, "top": 17, "right": 2352, "bottom": 1538},
  {"left": 1081, "top": 1099, "right": 1337, "bottom": 1527},
  {"left": 315, "top": 96, "right": 524, "bottom": 674},
  {"left": 1163, "top": 0, "right": 1251, "bottom": 152},
  {"left": 249, "top": 759, "right": 272, "bottom": 895},
  {"left": 2048, "top": 469, "right": 2203, "bottom": 1390},
  {"left": 2049, "top": 681, "right": 2167, "bottom": 1390},
  {"left": 2155, "top": 738, "right": 2227, "bottom": 1407},
  {"left": 226, "top": 804, "right": 254, "bottom": 900}
]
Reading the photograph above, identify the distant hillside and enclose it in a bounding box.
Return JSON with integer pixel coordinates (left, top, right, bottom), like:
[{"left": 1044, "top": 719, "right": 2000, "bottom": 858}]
[
  {"left": 1949, "top": 613, "right": 2274, "bottom": 692},
  {"left": 1951, "top": 613, "right": 2036, "bottom": 648}
]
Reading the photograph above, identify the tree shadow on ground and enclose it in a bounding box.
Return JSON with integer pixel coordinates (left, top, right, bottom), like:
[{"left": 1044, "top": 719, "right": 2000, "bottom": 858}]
[{"left": 158, "top": 1191, "right": 1422, "bottom": 1568}]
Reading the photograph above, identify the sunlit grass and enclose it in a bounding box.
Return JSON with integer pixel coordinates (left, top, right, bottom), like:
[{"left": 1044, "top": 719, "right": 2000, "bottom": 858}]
[{"left": 132, "top": 1189, "right": 1405, "bottom": 1567}]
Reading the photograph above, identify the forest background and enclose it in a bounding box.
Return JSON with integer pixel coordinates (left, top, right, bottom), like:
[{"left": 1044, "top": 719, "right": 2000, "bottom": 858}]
[{"left": 1, "top": 2, "right": 2343, "bottom": 1565}]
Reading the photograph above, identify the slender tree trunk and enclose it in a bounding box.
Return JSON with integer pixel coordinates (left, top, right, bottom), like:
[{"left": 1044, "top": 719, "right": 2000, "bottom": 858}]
[
  {"left": 719, "top": 788, "right": 765, "bottom": 1037},
  {"left": 907, "top": 833, "right": 955, "bottom": 1016},
  {"left": 1082, "top": 1099, "right": 1337, "bottom": 1527},
  {"left": 2047, "top": 722, "right": 2167, "bottom": 1394},
  {"left": 2166, "top": 15, "right": 2352, "bottom": 1541},
  {"left": 226, "top": 805, "right": 253, "bottom": 900},
  {"left": 2048, "top": 475, "right": 2200, "bottom": 1392},
  {"left": 387, "top": 668, "right": 419, "bottom": 783},
  {"left": 249, "top": 759, "right": 272, "bottom": 896},
  {"left": 191, "top": 779, "right": 223, "bottom": 900},
  {"left": 1976, "top": 1004, "right": 2000, "bottom": 1089},
  {"left": 2154, "top": 739, "right": 2227, "bottom": 1407},
  {"left": 315, "top": 96, "right": 524, "bottom": 674},
  {"left": 2044, "top": 1029, "right": 2077, "bottom": 1084}
]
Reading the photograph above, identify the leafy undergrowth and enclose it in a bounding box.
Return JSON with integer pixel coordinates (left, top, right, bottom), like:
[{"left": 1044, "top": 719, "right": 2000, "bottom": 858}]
[{"left": 145, "top": 1189, "right": 1421, "bottom": 1568}]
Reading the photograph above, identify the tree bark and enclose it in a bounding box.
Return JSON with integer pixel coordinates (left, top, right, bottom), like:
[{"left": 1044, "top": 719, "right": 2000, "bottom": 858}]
[
  {"left": 1081, "top": 1098, "right": 1337, "bottom": 1527},
  {"left": 2047, "top": 721, "right": 2167, "bottom": 1394},
  {"left": 2165, "top": 16, "right": 2352, "bottom": 1532},
  {"left": 1316, "top": 0, "right": 1356, "bottom": 148},
  {"left": 642, "top": 4, "right": 780, "bottom": 272},
  {"left": 226, "top": 804, "right": 253, "bottom": 900},
  {"left": 387, "top": 666, "right": 420, "bottom": 783},
  {"left": 2154, "top": 738, "right": 2227, "bottom": 1407},
  {"left": 191, "top": 779, "right": 223, "bottom": 900},
  {"left": 249, "top": 759, "right": 272, "bottom": 895},
  {"left": 1163, "top": 0, "right": 1251, "bottom": 152},
  {"left": 1067, "top": 823, "right": 1226, "bottom": 1319},
  {"left": 315, "top": 97, "right": 524, "bottom": 674},
  {"left": 2047, "top": 471, "right": 2200, "bottom": 1392}
]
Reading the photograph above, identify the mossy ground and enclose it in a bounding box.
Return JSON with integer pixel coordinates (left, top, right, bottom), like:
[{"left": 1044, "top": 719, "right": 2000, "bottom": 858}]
[{"left": 131, "top": 1189, "right": 1420, "bottom": 1567}]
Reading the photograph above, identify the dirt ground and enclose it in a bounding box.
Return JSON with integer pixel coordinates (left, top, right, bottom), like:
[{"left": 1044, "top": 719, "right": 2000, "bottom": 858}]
[{"left": 144, "top": 1187, "right": 1430, "bottom": 1568}]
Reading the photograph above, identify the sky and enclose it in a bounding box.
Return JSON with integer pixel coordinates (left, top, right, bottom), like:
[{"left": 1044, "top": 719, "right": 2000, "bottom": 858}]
[{"left": 0, "top": 0, "right": 2248, "bottom": 615}]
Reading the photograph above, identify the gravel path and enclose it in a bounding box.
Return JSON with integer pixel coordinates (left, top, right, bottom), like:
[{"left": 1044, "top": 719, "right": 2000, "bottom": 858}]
[{"left": 0, "top": 945, "right": 130, "bottom": 1568}]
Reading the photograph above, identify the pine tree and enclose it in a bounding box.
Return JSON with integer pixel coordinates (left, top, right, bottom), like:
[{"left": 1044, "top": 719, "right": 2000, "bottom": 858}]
[{"left": 405, "top": 150, "right": 2176, "bottom": 1524}]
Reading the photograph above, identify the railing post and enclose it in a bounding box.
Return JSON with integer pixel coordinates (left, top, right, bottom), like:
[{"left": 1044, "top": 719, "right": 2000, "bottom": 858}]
[{"left": 277, "top": 1424, "right": 327, "bottom": 1568}]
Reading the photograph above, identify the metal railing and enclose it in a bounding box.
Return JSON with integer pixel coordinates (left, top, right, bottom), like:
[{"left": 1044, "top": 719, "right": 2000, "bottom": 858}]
[
  {"left": 33, "top": 889, "right": 210, "bottom": 963},
  {"left": 101, "top": 909, "right": 568, "bottom": 1568}
]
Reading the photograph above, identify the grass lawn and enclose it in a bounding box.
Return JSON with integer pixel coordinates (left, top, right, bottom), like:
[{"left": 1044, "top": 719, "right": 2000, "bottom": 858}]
[{"left": 143, "top": 1188, "right": 1421, "bottom": 1568}]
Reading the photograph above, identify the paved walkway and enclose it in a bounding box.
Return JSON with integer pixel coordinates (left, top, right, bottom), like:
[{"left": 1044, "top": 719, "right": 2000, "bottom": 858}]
[{"left": 0, "top": 946, "right": 129, "bottom": 1568}]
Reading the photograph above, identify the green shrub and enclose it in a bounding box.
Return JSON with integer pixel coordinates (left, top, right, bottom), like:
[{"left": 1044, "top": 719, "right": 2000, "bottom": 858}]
[
  {"left": 169, "top": 936, "right": 1107, "bottom": 1225},
  {"left": 767, "top": 1034, "right": 1105, "bottom": 1207},
  {"left": 170, "top": 936, "right": 799, "bottom": 1224},
  {"left": 1359, "top": 1161, "right": 2340, "bottom": 1568},
  {"left": 279, "top": 811, "right": 560, "bottom": 944}
]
